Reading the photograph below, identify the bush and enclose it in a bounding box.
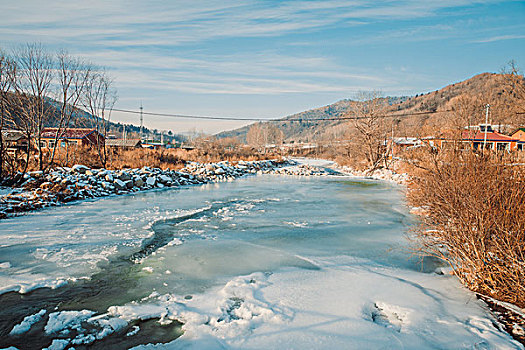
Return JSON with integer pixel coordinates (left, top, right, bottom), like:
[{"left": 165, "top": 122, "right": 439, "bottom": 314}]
[{"left": 408, "top": 150, "right": 525, "bottom": 307}]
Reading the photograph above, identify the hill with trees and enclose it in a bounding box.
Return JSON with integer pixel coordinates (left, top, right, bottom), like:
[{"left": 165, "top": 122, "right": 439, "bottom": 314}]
[{"left": 217, "top": 72, "right": 525, "bottom": 144}]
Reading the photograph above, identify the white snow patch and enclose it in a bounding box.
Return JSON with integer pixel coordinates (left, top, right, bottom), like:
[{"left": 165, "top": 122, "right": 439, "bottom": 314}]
[
  {"left": 43, "top": 339, "right": 70, "bottom": 350},
  {"left": 127, "top": 325, "right": 140, "bottom": 337},
  {"left": 10, "top": 309, "right": 47, "bottom": 335},
  {"left": 45, "top": 310, "right": 95, "bottom": 335},
  {"left": 127, "top": 257, "right": 521, "bottom": 349}
]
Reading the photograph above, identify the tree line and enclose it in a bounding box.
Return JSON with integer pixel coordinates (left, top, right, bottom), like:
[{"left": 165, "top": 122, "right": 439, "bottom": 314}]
[{"left": 0, "top": 43, "right": 117, "bottom": 185}]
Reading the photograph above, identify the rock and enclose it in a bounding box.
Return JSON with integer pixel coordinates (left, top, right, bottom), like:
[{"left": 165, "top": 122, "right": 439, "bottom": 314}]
[
  {"left": 114, "top": 179, "right": 126, "bottom": 190},
  {"left": 85, "top": 169, "right": 97, "bottom": 176},
  {"left": 117, "top": 172, "right": 131, "bottom": 181},
  {"left": 40, "top": 182, "right": 53, "bottom": 190},
  {"left": 134, "top": 178, "right": 145, "bottom": 187},
  {"left": 105, "top": 173, "right": 114, "bottom": 182},
  {"left": 101, "top": 182, "right": 113, "bottom": 190},
  {"left": 72, "top": 165, "right": 90, "bottom": 174},
  {"left": 158, "top": 175, "right": 172, "bottom": 184},
  {"left": 28, "top": 171, "right": 43, "bottom": 178},
  {"left": 124, "top": 180, "right": 134, "bottom": 189},
  {"left": 146, "top": 177, "right": 156, "bottom": 187}
]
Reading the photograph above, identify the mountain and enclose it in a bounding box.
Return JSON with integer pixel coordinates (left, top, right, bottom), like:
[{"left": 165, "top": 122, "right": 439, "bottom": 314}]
[{"left": 216, "top": 73, "right": 524, "bottom": 143}]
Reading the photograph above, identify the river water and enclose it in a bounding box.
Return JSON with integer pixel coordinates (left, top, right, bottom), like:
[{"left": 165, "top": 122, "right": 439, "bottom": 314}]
[{"left": 0, "top": 166, "right": 521, "bottom": 349}]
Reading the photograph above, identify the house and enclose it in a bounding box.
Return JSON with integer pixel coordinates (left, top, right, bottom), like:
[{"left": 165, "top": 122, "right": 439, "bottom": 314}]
[
  {"left": 384, "top": 137, "right": 422, "bottom": 153},
  {"left": 40, "top": 128, "right": 105, "bottom": 149},
  {"left": 511, "top": 128, "right": 525, "bottom": 150},
  {"left": 423, "top": 124, "right": 522, "bottom": 152},
  {"left": 462, "top": 129, "right": 519, "bottom": 151},
  {"left": 105, "top": 139, "right": 142, "bottom": 149},
  {"left": 2, "top": 129, "right": 29, "bottom": 157},
  {"left": 141, "top": 141, "right": 166, "bottom": 150}
]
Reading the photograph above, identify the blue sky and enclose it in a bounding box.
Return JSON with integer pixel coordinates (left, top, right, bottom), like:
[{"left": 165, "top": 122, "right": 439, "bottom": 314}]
[{"left": 1, "top": 0, "right": 524, "bottom": 134}]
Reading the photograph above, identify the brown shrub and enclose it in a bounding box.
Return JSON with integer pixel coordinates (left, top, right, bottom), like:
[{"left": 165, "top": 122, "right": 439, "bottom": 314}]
[
  {"left": 22, "top": 145, "right": 280, "bottom": 171},
  {"left": 407, "top": 150, "right": 525, "bottom": 307}
]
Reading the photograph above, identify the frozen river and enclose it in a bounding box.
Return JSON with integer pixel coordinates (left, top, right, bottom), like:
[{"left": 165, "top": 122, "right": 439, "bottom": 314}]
[{"left": 0, "top": 169, "right": 520, "bottom": 349}]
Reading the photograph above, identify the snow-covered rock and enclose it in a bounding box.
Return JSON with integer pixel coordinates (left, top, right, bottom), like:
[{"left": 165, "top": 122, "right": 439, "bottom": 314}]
[
  {"left": 72, "top": 165, "right": 90, "bottom": 174},
  {"left": 114, "top": 179, "right": 126, "bottom": 190},
  {"left": 146, "top": 176, "right": 156, "bottom": 187}
]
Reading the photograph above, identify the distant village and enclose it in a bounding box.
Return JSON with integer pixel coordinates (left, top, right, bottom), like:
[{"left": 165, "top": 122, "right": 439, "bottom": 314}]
[
  {"left": 3, "top": 122, "right": 525, "bottom": 161},
  {"left": 2, "top": 126, "right": 196, "bottom": 159}
]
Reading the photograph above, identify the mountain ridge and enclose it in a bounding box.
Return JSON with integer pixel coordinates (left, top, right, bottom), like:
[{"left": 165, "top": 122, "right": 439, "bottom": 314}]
[{"left": 216, "top": 72, "right": 523, "bottom": 143}]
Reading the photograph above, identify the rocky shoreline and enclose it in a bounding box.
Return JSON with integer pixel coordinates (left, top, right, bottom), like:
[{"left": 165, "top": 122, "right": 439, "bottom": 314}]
[
  {"left": 0, "top": 159, "right": 291, "bottom": 219},
  {"left": 0, "top": 159, "right": 412, "bottom": 220}
]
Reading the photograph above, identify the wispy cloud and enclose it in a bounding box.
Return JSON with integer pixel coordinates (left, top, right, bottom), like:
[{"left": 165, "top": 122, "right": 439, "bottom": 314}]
[
  {"left": 0, "top": 0, "right": 521, "bottom": 133},
  {"left": 0, "top": 0, "right": 509, "bottom": 47},
  {"left": 472, "top": 34, "right": 525, "bottom": 43}
]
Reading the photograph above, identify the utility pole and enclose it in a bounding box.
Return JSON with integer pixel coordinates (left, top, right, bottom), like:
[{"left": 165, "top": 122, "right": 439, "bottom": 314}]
[
  {"left": 139, "top": 103, "right": 144, "bottom": 141},
  {"left": 483, "top": 104, "right": 490, "bottom": 150},
  {"left": 391, "top": 122, "right": 395, "bottom": 159}
]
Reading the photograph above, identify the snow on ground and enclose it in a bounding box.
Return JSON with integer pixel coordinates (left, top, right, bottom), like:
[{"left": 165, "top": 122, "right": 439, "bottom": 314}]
[{"left": 105, "top": 256, "right": 521, "bottom": 349}]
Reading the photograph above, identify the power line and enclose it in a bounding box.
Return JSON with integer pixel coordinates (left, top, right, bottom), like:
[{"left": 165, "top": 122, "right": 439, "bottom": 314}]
[{"left": 112, "top": 107, "right": 453, "bottom": 123}]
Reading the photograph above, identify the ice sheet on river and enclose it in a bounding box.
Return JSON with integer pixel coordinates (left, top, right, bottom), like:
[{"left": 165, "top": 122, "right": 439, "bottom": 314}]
[{"left": 0, "top": 175, "right": 521, "bottom": 349}]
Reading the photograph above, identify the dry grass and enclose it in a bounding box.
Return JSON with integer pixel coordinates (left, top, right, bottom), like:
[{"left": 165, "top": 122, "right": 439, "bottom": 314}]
[
  {"left": 18, "top": 145, "right": 280, "bottom": 171},
  {"left": 407, "top": 149, "right": 525, "bottom": 307}
]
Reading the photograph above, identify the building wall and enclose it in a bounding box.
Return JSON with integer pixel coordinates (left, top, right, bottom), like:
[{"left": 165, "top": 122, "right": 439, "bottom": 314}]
[{"left": 512, "top": 130, "right": 525, "bottom": 142}]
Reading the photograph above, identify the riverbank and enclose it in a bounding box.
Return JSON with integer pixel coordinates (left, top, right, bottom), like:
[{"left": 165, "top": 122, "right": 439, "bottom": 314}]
[
  {"left": 0, "top": 159, "right": 290, "bottom": 219},
  {"left": 0, "top": 158, "right": 410, "bottom": 220}
]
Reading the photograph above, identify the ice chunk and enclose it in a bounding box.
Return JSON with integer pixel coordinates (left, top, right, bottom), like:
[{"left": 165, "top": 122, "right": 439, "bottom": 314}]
[
  {"left": 43, "top": 339, "right": 69, "bottom": 350},
  {"left": 45, "top": 310, "right": 95, "bottom": 335},
  {"left": 10, "top": 309, "right": 47, "bottom": 335}
]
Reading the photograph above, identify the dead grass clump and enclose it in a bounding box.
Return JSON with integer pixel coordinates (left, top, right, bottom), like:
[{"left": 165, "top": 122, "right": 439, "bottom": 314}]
[{"left": 408, "top": 150, "right": 525, "bottom": 307}]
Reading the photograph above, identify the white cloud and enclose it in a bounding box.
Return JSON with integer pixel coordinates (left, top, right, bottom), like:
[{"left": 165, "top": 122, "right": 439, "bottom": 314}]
[
  {"left": 472, "top": 34, "right": 525, "bottom": 43},
  {"left": 0, "top": 0, "right": 508, "bottom": 47}
]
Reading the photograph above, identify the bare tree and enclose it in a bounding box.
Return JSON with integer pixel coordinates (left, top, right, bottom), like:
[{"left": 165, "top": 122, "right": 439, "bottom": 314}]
[
  {"left": 11, "top": 44, "right": 54, "bottom": 171},
  {"left": 0, "top": 50, "right": 16, "bottom": 181},
  {"left": 246, "top": 123, "right": 264, "bottom": 147},
  {"left": 445, "top": 94, "right": 485, "bottom": 146},
  {"left": 246, "top": 122, "right": 284, "bottom": 152},
  {"left": 82, "top": 69, "right": 117, "bottom": 167},
  {"left": 351, "top": 91, "right": 389, "bottom": 170},
  {"left": 47, "top": 51, "right": 91, "bottom": 169},
  {"left": 501, "top": 60, "right": 525, "bottom": 124}
]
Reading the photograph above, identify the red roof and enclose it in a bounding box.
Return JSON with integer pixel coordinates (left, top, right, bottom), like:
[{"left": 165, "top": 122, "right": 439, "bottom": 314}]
[
  {"left": 41, "top": 128, "right": 98, "bottom": 139},
  {"left": 462, "top": 130, "right": 518, "bottom": 142}
]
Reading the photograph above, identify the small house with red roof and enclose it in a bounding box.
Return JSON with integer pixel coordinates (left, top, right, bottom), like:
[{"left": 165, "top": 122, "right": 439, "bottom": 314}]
[
  {"left": 424, "top": 125, "right": 524, "bottom": 151},
  {"left": 462, "top": 126, "right": 519, "bottom": 151},
  {"left": 40, "top": 128, "right": 105, "bottom": 149}
]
